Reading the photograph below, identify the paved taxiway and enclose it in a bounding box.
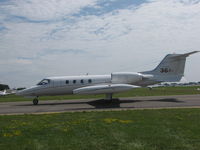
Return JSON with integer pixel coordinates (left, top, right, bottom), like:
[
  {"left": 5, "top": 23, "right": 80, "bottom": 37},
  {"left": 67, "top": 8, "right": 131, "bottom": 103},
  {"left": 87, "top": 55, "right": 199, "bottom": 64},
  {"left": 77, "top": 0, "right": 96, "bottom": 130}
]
[{"left": 0, "top": 95, "right": 200, "bottom": 115}]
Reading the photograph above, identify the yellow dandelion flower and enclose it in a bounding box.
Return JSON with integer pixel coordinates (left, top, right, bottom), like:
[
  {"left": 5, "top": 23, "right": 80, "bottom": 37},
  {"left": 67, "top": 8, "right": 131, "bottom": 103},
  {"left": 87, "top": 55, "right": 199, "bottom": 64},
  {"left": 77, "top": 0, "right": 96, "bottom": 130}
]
[
  {"left": 103, "top": 118, "right": 133, "bottom": 124},
  {"left": 3, "top": 133, "right": 13, "bottom": 137},
  {"left": 13, "top": 130, "right": 21, "bottom": 136},
  {"left": 103, "top": 118, "right": 118, "bottom": 123},
  {"left": 118, "top": 120, "right": 133, "bottom": 124},
  {"left": 63, "top": 128, "right": 68, "bottom": 132},
  {"left": 21, "top": 122, "right": 27, "bottom": 125}
]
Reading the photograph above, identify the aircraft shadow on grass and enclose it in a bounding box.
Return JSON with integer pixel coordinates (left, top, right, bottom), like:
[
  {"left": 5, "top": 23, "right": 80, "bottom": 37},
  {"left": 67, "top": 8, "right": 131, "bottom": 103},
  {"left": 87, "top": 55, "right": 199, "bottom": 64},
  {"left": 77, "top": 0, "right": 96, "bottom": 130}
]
[{"left": 16, "top": 98, "right": 184, "bottom": 110}]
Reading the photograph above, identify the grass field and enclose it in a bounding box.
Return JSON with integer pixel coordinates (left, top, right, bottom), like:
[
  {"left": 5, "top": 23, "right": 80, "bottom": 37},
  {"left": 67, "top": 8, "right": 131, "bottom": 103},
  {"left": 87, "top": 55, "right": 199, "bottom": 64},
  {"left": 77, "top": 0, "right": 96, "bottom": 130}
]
[
  {"left": 0, "top": 109, "right": 200, "bottom": 150},
  {"left": 0, "top": 86, "right": 200, "bottom": 103}
]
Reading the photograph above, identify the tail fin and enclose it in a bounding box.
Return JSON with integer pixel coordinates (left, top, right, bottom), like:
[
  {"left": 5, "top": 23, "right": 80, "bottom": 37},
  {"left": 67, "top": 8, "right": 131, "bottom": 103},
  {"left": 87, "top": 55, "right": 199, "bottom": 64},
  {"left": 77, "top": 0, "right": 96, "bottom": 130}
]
[{"left": 142, "top": 51, "right": 199, "bottom": 82}]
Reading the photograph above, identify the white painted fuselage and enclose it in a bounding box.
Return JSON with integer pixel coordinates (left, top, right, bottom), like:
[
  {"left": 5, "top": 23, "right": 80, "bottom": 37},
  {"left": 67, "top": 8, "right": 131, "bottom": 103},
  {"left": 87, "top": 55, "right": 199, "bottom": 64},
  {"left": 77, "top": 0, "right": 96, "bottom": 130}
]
[{"left": 17, "top": 75, "right": 111, "bottom": 97}]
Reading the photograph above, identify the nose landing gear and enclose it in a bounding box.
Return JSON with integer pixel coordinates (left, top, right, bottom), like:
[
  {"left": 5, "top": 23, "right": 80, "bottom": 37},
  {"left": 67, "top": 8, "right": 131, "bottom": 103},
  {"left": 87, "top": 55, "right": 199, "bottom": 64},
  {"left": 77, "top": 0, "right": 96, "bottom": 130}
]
[{"left": 33, "top": 97, "right": 39, "bottom": 105}]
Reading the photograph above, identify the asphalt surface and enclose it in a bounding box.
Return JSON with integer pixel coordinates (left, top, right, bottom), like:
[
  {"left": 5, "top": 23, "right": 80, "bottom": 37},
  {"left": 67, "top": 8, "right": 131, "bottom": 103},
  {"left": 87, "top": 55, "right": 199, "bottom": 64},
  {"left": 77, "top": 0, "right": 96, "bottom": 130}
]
[{"left": 0, "top": 95, "right": 200, "bottom": 115}]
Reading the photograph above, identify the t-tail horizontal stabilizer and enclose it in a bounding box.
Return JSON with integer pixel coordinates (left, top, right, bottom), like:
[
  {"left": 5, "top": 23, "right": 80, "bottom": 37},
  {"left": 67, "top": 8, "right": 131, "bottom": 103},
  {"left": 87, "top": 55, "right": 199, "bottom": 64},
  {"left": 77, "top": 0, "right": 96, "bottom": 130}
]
[{"left": 142, "top": 51, "right": 199, "bottom": 82}]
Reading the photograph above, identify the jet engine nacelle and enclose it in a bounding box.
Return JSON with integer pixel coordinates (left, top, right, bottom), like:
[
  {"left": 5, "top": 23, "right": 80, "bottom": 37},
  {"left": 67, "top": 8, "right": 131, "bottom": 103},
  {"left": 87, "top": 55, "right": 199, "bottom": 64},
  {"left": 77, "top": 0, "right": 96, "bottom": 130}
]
[{"left": 111, "top": 72, "right": 143, "bottom": 84}]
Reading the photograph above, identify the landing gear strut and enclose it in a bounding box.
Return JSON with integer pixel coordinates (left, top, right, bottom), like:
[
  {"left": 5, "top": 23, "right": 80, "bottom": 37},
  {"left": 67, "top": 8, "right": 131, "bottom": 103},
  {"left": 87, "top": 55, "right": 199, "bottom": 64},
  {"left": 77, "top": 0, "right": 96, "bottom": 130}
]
[
  {"left": 105, "top": 93, "right": 113, "bottom": 101},
  {"left": 33, "top": 97, "right": 39, "bottom": 105}
]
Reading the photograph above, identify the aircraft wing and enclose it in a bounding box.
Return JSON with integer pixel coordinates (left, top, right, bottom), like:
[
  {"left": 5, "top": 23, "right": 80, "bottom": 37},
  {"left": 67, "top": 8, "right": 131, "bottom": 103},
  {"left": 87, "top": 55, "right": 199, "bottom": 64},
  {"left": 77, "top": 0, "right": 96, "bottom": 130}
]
[{"left": 73, "top": 84, "right": 140, "bottom": 95}]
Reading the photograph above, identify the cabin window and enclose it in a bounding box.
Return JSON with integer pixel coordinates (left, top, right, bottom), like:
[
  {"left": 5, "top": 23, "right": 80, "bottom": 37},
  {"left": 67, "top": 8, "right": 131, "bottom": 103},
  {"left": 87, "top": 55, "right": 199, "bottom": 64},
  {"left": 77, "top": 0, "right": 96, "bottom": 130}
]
[
  {"left": 80, "top": 79, "right": 84, "bottom": 84},
  {"left": 66, "top": 80, "right": 69, "bottom": 84},
  {"left": 73, "top": 80, "right": 76, "bottom": 84},
  {"left": 37, "top": 79, "right": 50, "bottom": 85},
  {"left": 88, "top": 79, "right": 92, "bottom": 83}
]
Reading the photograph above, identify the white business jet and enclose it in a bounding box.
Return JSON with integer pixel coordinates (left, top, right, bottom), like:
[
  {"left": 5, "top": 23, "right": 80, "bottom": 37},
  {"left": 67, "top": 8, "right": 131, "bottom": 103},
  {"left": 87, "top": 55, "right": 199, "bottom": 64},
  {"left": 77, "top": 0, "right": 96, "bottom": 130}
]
[
  {"left": 0, "top": 90, "right": 12, "bottom": 96},
  {"left": 16, "top": 51, "right": 199, "bottom": 105}
]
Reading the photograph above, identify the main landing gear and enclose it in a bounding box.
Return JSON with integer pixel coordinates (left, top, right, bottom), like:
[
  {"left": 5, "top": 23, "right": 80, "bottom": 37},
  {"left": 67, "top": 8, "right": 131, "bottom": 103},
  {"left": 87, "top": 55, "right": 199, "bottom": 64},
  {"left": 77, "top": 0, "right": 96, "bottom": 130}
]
[
  {"left": 106, "top": 93, "right": 113, "bottom": 101},
  {"left": 105, "top": 93, "right": 118, "bottom": 102},
  {"left": 33, "top": 97, "right": 39, "bottom": 105}
]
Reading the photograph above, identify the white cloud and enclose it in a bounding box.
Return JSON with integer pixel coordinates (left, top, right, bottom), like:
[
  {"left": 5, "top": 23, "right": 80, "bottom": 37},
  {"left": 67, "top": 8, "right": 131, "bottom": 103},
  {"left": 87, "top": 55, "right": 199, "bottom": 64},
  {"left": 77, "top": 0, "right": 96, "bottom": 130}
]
[
  {"left": 1, "top": 0, "right": 97, "bottom": 21},
  {"left": 0, "top": 0, "right": 200, "bottom": 87}
]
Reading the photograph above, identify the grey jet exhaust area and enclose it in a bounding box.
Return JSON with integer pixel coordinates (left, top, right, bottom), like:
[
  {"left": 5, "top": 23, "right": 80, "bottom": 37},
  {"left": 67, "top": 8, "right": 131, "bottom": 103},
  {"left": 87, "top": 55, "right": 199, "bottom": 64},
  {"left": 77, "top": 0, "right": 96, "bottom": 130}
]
[{"left": 0, "top": 95, "right": 200, "bottom": 115}]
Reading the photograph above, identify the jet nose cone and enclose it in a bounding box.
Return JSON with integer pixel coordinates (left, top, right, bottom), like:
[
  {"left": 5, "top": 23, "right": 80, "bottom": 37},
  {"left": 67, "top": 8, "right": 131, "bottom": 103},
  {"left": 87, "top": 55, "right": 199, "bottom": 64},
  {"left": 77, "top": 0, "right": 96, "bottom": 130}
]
[
  {"left": 16, "top": 86, "right": 38, "bottom": 97},
  {"left": 16, "top": 88, "right": 31, "bottom": 96},
  {"left": 16, "top": 90, "right": 25, "bottom": 96}
]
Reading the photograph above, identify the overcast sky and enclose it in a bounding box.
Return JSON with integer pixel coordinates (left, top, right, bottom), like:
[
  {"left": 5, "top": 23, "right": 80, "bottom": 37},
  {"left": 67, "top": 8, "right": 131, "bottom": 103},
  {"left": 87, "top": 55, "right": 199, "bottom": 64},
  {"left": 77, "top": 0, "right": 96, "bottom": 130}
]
[{"left": 0, "top": 0, "right": 200, "bottom": 88}]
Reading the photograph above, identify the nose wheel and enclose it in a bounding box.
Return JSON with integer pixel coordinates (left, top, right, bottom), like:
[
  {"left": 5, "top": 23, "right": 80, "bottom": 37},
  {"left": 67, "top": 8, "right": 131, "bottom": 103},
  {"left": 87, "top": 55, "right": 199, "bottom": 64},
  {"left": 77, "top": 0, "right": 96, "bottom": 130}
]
[{"left": 33, "top": 98, "right": 39, "bottom": 105}]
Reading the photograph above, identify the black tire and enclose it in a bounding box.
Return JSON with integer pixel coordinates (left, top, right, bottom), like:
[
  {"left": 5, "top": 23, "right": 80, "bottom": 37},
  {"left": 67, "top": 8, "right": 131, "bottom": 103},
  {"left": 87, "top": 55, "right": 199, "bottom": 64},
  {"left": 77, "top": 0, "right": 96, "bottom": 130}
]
[{"left": 33, "top": 99, "right": 39, "bottom": 105}]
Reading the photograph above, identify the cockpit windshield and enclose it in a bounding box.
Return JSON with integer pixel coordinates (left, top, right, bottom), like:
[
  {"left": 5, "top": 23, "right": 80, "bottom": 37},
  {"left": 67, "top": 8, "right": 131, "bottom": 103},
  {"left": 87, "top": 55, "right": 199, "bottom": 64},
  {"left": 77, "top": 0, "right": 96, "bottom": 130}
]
[{"left": 37, "top": 79, "right": 50, "bottom": 85}]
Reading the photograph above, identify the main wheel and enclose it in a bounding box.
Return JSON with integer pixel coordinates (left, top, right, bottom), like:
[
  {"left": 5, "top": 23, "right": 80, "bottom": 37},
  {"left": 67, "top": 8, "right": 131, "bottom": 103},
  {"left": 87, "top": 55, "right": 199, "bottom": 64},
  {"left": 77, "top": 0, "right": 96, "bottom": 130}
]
[
  {"left": 105, "top": 93, "right": 113, "bottom": 100},
  {"left": 33, "top": 98, "right": 39, "bottom": 105}
]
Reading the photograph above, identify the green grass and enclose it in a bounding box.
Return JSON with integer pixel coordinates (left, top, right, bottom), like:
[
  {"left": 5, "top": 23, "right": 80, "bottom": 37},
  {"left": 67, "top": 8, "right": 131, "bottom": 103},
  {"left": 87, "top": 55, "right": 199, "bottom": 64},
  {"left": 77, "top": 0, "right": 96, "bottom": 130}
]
[
  {"left": 0, "top": 86, "right": 200, "bottom": 103},
  {"left": 1, "top": 109, "right": 200, "bottom": 150}
]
